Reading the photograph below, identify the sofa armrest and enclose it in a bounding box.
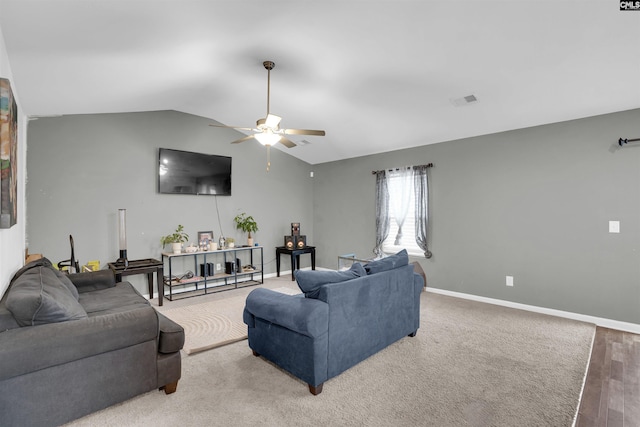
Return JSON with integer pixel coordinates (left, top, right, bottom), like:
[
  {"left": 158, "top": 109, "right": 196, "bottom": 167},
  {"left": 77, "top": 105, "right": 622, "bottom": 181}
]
[
  {"left": 244, "top": 288, "right": 328, "bottom": 338},
  {"left": 0, "top": 306, "right": 158, "bottom": 381},
  {"left": 68, "top": 270, "right": 116, "bottom": 293},
  {"left": 157, "top": 312, "right": 185, "bottom": 354}
]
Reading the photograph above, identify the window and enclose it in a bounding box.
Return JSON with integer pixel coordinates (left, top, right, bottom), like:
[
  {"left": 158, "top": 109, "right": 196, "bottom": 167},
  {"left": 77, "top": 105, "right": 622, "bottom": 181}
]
[
  {"left": 374, "top": 165, "right": 432, "bottom": 259},
  {"left": 382, "top": 172, "right": 423, "bottom": 256}
]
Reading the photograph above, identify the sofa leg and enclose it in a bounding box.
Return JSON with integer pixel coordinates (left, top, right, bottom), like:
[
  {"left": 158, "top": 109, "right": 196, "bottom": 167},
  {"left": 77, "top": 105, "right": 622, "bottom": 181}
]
[
  {"left": 160, "top": 381, "right": 179, "bottom": 394},
  {"left": 309, "top": 383, "right": 323, "bottom": 395},
  {"left": 408, "top": 331, "right": 417, "bottom": 337},
  {"left": 252, "top": 350, "right": 260, "bottom": 357}
]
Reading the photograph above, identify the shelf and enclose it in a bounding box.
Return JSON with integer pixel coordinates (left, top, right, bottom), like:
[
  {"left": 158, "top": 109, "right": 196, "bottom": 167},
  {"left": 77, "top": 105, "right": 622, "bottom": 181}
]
[{"left": 161, "top": 246, "right": 264, "bottom": 302}]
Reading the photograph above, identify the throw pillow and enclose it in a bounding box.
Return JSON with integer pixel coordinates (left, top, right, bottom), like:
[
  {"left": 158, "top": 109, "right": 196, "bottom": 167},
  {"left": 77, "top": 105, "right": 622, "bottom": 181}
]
[
  {"left": 6, "top": 266, "right": 88, "bottom": 326},
  {"left": 363, "top": 249, "right": 409, "bottom": 275},
  {"left": 295, "top": 263, "right": 367, "bottom": 299},
  {"left": 10, "top": 257, "right": 80, "bottom": 300}
]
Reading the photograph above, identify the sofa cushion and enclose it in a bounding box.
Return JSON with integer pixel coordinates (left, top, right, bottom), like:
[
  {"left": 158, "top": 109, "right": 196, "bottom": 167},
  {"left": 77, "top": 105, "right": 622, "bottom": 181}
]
[
  {"left": 363, "top": 249, "right": 409, "bottom": 275},
  {"left": 295, "top": 263, "right": 367, "bottom": 299},
  {"left": 6, "top": 265, "right": 88, "bottom": 326},
  {"left": 10, "top": 257, "right": 80, "bottom": 300}
]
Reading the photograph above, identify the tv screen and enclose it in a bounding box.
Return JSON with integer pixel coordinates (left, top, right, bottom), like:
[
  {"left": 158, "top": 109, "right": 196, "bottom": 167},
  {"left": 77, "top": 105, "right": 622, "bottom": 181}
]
[{"left": 158, "top": 148, "right": 232, "bottom": 195}]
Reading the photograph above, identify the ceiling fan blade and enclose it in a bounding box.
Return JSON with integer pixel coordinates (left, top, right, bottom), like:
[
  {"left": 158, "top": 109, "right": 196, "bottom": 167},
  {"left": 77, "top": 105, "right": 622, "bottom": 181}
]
[
  {"left": 278, "top": 137, "right": 297, "bottom": 148},
  {"left": 230, "top": 135, "right": 255, "bottom": 144},
  {"left": 265, "top": 114, "right": 282, "bottom": 128},
  {"left": 283, "top": 128, "right": 326, "bottom": 136},
  {"left": 209, "top": 123, "right": 254, "bottom": 131}
]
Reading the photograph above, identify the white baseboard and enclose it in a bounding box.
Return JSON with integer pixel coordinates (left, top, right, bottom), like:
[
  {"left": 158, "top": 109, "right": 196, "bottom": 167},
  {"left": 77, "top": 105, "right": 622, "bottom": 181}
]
[{"left": 426, "top": 287, "right": 640, "bottom": 334}]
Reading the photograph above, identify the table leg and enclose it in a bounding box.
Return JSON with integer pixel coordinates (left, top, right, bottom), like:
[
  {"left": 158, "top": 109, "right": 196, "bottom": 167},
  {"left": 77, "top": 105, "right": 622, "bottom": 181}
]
[
  {"left": 146, "top": 272, "right": 154, "bottom": 301},
  {"left": 291, "top": 254, "right": 297, "bottom": 281},
  {"left": 276, "top": 251, "right": 281, "bottom": 277},
  {"left": 311, "top": 249, "right": 316, "bottom": 270},
  {"left": 157, "top": 265, "right": 164, "bottom": 306}
]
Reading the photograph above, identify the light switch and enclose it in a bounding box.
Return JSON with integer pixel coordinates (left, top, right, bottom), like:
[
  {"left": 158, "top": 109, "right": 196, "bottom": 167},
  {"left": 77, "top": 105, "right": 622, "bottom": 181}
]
[{"left": 609, "top": 221, "right": 620, "bottom": 233}]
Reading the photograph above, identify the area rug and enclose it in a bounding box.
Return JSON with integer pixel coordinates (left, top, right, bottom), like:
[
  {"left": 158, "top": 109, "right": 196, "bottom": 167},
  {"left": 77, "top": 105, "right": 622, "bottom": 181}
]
[
  {"left": 67, "top": 291, "right": 595, "bottom": 427},
  {"left": 160, "top": 287, "right": 300, "bottom": 355},
  {"left": 160, "top": 295, "right": 249, "bottom": 355}
]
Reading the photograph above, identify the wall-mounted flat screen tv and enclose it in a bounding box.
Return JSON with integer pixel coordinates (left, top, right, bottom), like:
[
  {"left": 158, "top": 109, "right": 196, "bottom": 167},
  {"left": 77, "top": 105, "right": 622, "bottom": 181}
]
[{"left": 158, "top": 148, "right": 232, "bottom": 195}]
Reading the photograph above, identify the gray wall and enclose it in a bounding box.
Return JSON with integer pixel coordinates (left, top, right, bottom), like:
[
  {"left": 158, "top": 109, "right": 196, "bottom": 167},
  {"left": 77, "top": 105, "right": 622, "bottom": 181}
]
[
  {"left": 26, "top": 111, "right": 315, "bottom": 291},
  {"left": 313, "top": 109, "right": 640, "bottom": 324},
  {"left": 26, "top": 108, "right": 640, "bottom": 324}
]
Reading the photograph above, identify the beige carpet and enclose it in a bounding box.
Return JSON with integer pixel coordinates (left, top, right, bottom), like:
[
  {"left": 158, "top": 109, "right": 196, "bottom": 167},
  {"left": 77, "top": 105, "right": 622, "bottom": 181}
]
[
  {"left": 67, "top": 284, "right": 595, "bottom": 427},
  {"left": 160, "top": 295, "right": 249, "bottom": 355},
  {"left": 159, "top": 283, "right": 300, "bottom": 355}
]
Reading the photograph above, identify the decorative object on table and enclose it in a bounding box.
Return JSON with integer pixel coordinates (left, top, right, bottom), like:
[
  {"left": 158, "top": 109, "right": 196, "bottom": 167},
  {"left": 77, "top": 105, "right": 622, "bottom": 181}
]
[
  {"left": 197, "top": 231, "right": 214, "bottom": 250},
  {"left": 233, "top": 212, "right": 259, "bottom": 247},
  {"left": 208, "top": 61, "right": 326, "bottom": 172},
  {"left": 0, "top": 78, "right": 18, "bottom": 229},
  {"left": 218, "top": 235, "right": 226, "bottom": 250},
  {"left": 57, "top": 235, "right": 80, "bottom": 274},
  {"left": 82, "top": 260, "right": 100, "bottom": 272},
  {"left": 285, "top": 222, "right": 306, "bottom": 250},
  {"left": 115, "top": 208, "right": 128, "bottom": 267},
  {"left": 160, "top": 224, "right": 189, "bottom": 254},
  {"left": 226, "top": 237, "right": 235, "bottom": 248},
  {"left": 295, "top": 235, "right": 306, "bottom": 249},
  {"left": 284, "top": 235, "right": 294, "bottom": 249},
  {"left": 291, "top": 222, "right": 300, "bottom": 235},
  {"left": 185, "top": 244, "right": 198, "bottom": 253}
]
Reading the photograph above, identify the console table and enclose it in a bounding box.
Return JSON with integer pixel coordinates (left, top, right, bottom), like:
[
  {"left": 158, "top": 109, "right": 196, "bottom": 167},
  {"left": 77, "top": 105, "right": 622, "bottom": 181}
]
[
  {"left": 162, "top": 246, "right": 263, "bottom": 301},
  {"left": 276, "top": 246, "right": 316, "bottom": 281},
  {"left": 108, "top": 258, "right": 164, "bottom": 306}
]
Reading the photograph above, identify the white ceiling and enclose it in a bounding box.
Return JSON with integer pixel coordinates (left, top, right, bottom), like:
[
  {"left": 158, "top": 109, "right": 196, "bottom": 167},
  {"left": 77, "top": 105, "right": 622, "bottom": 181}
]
[{"left": 1, "top": 0, "right": 639, "bottom": 165}]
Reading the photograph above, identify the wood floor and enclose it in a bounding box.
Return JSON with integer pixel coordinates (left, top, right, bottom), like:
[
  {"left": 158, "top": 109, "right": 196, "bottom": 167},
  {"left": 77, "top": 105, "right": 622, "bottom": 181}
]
[{"left": 576, "top": 327, "right": 640, "bottom": 427}]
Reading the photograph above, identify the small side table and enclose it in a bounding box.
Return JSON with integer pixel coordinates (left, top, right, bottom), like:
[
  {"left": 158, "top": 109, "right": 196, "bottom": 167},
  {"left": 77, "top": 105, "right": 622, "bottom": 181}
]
[
  {"left": 276, "top": 246, "right": 316, "bottom": 281},
  {"left": 108, "top": 258, "right": 164, "bottom": 306}
]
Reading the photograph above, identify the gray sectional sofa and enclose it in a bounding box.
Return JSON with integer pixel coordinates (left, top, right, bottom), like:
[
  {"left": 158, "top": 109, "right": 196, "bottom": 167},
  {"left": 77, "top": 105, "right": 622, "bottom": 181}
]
[
  {"left": 0, "top": 258, "right": 184, "bottom": 427},
  {"left": 243, "top": 250, "right": 423, "bottom": 395}
]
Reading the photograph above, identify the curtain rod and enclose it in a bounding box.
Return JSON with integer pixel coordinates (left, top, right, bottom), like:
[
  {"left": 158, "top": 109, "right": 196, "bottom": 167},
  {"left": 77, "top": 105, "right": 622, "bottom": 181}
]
[
  {"left": 371, "top": 163, "right": 433, "bottom": 174},
  {"left": 619, "top": 138, "right": 640, "bottom": 146}
]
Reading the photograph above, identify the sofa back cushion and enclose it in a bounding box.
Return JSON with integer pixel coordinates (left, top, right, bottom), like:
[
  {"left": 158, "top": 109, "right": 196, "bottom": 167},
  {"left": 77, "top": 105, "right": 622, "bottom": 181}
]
[
  {"left": 6, "top": 264, "right": 88, "bottom": 326},
  {"left": 295, "top": 263, "right": 367, "bottom": 299},
  {"left": 363, "top": 249, "right": 409, "bottom": 275}
]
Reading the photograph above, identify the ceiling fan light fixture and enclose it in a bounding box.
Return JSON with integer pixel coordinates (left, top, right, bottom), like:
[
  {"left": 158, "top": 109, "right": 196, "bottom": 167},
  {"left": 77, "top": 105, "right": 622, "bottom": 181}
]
[{"left": 254, "top": 131, "right": 281, "bottom": 146}]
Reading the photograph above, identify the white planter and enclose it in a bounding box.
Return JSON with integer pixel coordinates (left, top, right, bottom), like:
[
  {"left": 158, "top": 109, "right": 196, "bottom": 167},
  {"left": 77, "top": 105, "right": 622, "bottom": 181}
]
[
  {"left": 171, "top": 242, "right": 182, "bottom": 254},
  {"left": 247, "top": 237, "right": 254, "bottom": 247},
  {"left": 228, "top": 242, "right": 235, "bottom": 248}
]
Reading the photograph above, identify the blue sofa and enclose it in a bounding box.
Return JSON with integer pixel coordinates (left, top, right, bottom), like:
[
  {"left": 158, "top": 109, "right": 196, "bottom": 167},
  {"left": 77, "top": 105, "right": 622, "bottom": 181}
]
[{"left": 243, "top": 250, "right": 423, "bottom": 394}]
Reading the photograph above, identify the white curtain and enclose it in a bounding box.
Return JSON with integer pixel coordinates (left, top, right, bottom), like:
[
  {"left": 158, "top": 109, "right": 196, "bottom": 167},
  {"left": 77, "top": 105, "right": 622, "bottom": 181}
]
[{"left": 388, "top": 167, "right": 412, "bottom": 246}]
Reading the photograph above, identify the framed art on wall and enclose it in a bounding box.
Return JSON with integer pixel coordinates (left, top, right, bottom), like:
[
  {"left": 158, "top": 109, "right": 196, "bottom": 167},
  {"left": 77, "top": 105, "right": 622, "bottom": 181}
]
[{"left": 0, "top": 78, "right": 18, "bottom": 229}]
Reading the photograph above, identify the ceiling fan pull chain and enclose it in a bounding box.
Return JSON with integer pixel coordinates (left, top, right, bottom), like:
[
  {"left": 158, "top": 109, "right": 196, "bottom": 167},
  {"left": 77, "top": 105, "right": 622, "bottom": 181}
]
[{"left": 266, "top": 145, "right": 271, "bottom": 172}]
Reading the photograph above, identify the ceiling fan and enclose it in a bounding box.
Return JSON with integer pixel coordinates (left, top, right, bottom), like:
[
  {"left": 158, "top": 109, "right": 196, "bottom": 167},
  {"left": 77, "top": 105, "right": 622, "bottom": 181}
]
[{"left": 209, "top": 60, "right": 325, "bottom": 170}]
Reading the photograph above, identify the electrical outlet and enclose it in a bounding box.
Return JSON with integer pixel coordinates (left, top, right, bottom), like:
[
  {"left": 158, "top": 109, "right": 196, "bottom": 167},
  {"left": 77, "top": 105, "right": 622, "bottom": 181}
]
[
  {"left": 216, "top": 263, "right": 221, "bottom": 271},
  {"left": 609, "top": 221, "right": 620, "bottom": 233},
  {"left": 506, "top": 276, "right": 514, "bottom": 287}
]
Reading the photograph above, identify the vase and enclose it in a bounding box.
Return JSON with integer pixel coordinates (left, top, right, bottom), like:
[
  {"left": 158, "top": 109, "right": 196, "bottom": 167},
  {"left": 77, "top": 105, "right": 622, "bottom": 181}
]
[
  {"left": 247, "top": 237, "right": 254, "bottom": 247},
  {"left": 171, "top": 242, "right": 182, "bottom": 254}
]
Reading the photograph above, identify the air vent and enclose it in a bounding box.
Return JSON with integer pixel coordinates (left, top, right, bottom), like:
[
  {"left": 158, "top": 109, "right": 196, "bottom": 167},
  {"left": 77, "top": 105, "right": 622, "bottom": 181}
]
[
  {"left": 297, "top": 139, "right": 312, "bottom": 146},
  {"left": 450, "top": 94, "right": 479, "bottom": 107}
]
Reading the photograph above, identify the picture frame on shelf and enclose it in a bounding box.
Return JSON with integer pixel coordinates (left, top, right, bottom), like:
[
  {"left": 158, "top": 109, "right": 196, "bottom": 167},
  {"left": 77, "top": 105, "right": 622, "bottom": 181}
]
[{"left": 197, "top": 231, "right": 213, "bottom": 247}]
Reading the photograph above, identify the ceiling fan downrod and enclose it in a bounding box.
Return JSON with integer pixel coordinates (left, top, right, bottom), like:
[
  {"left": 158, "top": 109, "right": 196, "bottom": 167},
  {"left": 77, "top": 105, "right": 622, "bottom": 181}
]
[{"left": 264, "top": 61, "right": 275, "bottom": 116}]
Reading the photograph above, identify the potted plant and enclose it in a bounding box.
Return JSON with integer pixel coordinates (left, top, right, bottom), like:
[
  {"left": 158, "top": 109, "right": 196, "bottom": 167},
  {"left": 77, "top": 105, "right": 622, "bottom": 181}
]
[
  {"left": 233, "top": 213, "right": 259, "bottom": 247},
  {"left": 226, "top": 237, "right": 235, "bottom": 248},
  {"left": 160, "top": 225, "right": 189, "bottom": 254}
]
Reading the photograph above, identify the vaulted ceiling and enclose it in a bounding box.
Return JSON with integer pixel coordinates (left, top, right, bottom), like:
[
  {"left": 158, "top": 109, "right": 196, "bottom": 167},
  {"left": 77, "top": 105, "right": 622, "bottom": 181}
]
[{"left": 1, "top": 0, "right": 638, "bottom": 164}]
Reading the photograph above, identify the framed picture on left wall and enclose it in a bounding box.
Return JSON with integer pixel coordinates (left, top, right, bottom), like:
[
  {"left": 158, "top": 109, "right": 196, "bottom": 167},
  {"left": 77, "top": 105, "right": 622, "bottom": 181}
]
[{"left": 0, "top": 78, "right": 18, "bottom": 229}]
